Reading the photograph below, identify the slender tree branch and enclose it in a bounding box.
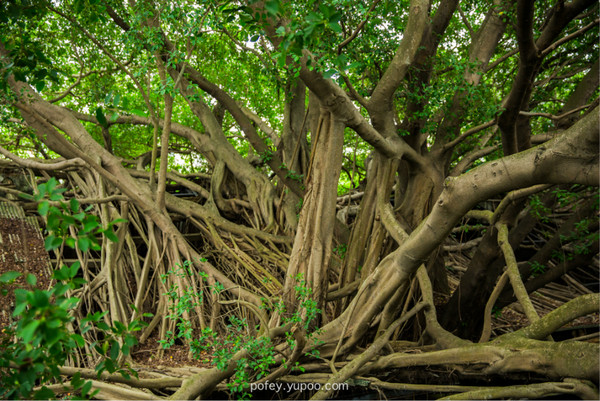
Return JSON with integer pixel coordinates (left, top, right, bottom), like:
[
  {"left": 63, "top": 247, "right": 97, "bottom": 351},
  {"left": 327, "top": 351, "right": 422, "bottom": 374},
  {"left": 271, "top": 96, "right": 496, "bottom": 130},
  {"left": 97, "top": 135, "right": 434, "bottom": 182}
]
[
  {"left": 519, "top": 103, "right": 592, "bottom": 120},
  {"left": 484, "top": 48, "right": 519, "bottom": 72},
  {"left": 0, "top": 145, "right": 86, "bottom": 170},
  {"left": 457, "top": 5, "right": 474, "bottom": 38},
  {"left": 341, "top": 74, "right": 368, "bottom": 108},
  {"left": 311, "top": 302, "right": 427, "bottom": 400},
  {"left": 491, "top": 184, "right": 551, "bottom": 223},
  {"left": 541, "top": 18, "right": 599, "bottom": 56},
  {"left": 449, "top": 145, "right": 500, "bottom": 176},
  {"left": 442, "top": 120, "right": 496, "bottom": 151},
  {"left": 479, "top": 271, "right": 508, "bottom": 343},
  {"left": 496, "top": 222, "right": 539, "bottom": 323},
  {"left": 337, "top": 0, "right": 382, "bottom": 54}
]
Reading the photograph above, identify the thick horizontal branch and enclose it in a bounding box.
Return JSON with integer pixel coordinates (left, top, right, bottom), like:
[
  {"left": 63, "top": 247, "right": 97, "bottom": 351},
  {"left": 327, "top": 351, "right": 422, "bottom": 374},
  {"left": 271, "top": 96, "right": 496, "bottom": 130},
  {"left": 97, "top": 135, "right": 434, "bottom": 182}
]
[{"left": 59, "top": 366, "right": 182, "bottom": 389}]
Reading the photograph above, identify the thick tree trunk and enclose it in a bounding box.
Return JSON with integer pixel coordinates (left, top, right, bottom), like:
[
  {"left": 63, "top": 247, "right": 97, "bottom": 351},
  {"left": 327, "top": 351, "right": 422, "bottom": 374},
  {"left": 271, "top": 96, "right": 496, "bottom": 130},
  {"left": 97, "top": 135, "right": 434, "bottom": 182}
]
[
  {"left": 314, "top": 108, "right": 599, "bottom": 350},
  {"left": 283, "top": 110, "right": 345, "bottom": 314}
]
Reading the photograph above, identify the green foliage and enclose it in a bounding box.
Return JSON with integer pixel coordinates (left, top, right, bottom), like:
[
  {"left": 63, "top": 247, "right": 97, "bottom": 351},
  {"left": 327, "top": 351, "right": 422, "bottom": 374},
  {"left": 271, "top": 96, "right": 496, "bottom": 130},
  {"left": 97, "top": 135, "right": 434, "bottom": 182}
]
[
  {"left": 492, "top": 306, "right": 502, "bottom": 319},
  {"left": 333, "top": 244, "right": 347, "bottom": 259},
  {"left": 281, "top": 163, "right": 304, "bottom": 183},
  {"left": 31, "top": 178, "right": 124, "bottom": 252},
  {"left": 259, "top": 148, "right": 274, "bottom": 163},
  {"left": 0, "top": 178, "right": 144, "bottom": 399},
  {"left": 529, "top": 261, "right": 546, "bottom": 278},
  {"left": 159, "top": 260, "right": 205, "bottom": 349},
  {"left": 159, "top": 271, "right": 322, "bottom": 399},
  {"left": 528, "top": 194, "right": 551, "bottom": 222},
  {"left": 160, "top": 263, "right": 272, "bottom": 399},
  {"left": 558, "top": 217, "right": 599, "bottom": 260}
]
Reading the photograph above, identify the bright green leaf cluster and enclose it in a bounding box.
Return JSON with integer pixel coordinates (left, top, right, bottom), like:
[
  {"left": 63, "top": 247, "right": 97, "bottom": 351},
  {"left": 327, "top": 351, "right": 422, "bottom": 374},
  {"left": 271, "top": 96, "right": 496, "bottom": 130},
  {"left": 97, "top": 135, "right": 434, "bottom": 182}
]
[{"left": 0, "top": 179, "right": 146, "bottom": 399}]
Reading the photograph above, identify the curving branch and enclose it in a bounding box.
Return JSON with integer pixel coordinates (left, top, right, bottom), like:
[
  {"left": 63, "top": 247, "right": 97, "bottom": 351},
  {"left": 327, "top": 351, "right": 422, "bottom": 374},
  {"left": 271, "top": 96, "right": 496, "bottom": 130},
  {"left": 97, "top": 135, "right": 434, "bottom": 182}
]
[
  {"left": 337, "top": 0, "right": 382, "bottom": 54},
  {"left": 510, "top": 293, "right": 600, "bottom": 340},
  {"left": 479, "top": 271, "right": 509, "bottom": 343},
  {"left": 441, "top": 119, "right": 496, "bottom": 151},
  {"left": 519, "top": 103, "right": 592, "bottom": 120},
  {"left": 449, "top": 144, "right": 500, "bottom": 176},
  {"left": 0, "top": 145, "right": 86, "bottom": 170},
  {"left": 484, "top": 48, "right": 519, "bottom": 73},
  {"left": 496, "top": 222, "right": 539, "bottom": 323},
  {"left": 541, "top": 17, "right": 600, "bottom": 56}
]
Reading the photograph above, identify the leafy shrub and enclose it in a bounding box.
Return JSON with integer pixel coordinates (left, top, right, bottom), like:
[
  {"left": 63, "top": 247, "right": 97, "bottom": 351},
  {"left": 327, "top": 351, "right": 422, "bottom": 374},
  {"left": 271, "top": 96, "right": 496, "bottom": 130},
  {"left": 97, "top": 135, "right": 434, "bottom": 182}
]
[
  {"left": 0, "top": 178, "right": 147, "bottom": 399},
  {"left": 159, "top": 270, "right": 322, "bottom": 399}
]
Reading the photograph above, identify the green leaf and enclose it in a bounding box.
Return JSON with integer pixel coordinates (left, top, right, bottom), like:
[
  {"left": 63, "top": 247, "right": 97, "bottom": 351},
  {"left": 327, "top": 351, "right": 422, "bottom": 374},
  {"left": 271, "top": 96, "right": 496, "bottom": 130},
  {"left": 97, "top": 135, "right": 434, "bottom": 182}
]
[
  {"left": 46, "top": 318, "right": 62, "bottom": 328},
  {"left": 80, "top": 380, "right": 93, "bottom": 397},
  {"left": 124, "top": 334, "right": 138, "bottom": 347},
  {"left": 322, "top": 69, "right": 336, "bottom": 79},
  {"left": 46, "top": 177, "right": 58, "bottom": 192},
  {"left": 0, "top": 271, "right": 20, "bottom": 283},
  {"left": 33, "top": 387, "right": 55, "bottom": 400},
  {"left": 83, "top": 216, "right": 99, "bottom": 232},
  {"left": 27, "top": 290, "right": 49, "bottom": 308},
  {"left": 35, "top": 79, "right": 45, "bottom": 92},
  {"left": 13, "top": 301, "right": 27, "bottom": 317},
  {"left": 44, "top": 235, "right": 63, "bottom": 251},
  {"left": 25, "top": 273, "right": 37, "bottom": 286},
  {"left": 77, "top": 236, "right": 91, "bottom": 252},
  {"left": 69, "top": 197, "right": 79, "bottom": 212},
  {"left": 44, "top": 327, "right": 62, "bottom": 346},
  {"left": 38, "top": 201, "right": 49, "bottom": 216},
  {"left": 104, "top": 229, "right": 118, "bottom": 243},
  {"left": 130, "top": 108, "right": 146, "bottom": 117},
  {"left": 60, "top": 296, "right": 80, "bottom": 310},
  {"left": 20, "top": 320, "right": 40, "bottom": 342},
  {"left": 64, "top": 237, "right": 76, "bottom": 248},
  {"left": 68, "top": 261, "right": 81, "bottom": 279},
  {"left": 113, "top": 320, "right": 126, "bottom": 333},
  {"left": 71, "top": 333, "right": 85, "bottom": 347},
  {"left": 109, "top": 340, "right": 120, "bottom": 361},
  {"left": 71, "top": 372, "right": 84, "bottom": 388},
  {"left": 328, "top": 21, "right": 342, "bottom": 33},
  {"left": 97, "top": 321, "right": 110, "bottom": 331},
  {"left": 48, "top": 191, "right": 64, "bottom": 201},
  {"left": 95, "top": 107, "right": 108, "bottom": 128},
  {"left": 264, "top": 0, "right": 280, "bottom": 15},
  {"left": 346, "top": 61, "right": 362, "bottom": 71}
]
